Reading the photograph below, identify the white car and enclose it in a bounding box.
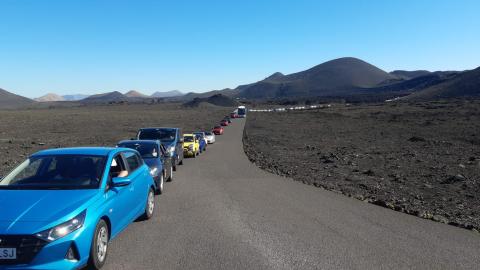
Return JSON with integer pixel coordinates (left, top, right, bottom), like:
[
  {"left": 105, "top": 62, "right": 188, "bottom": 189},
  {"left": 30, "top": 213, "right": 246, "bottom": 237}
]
[{"left": 205, "top": 132, "right": 216, "bottom": 144}]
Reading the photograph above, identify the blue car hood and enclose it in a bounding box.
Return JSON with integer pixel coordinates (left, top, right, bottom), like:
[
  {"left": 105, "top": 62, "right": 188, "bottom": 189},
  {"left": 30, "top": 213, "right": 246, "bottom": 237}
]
[
  {"left": 0, "top": 189, "right": 99, "bottom": 223},
  {"left": 162, "top": 141, "right": 175, "bottom": 148},
  {"left": 143, "top": 158, "right": 160, "bottom": 169}
]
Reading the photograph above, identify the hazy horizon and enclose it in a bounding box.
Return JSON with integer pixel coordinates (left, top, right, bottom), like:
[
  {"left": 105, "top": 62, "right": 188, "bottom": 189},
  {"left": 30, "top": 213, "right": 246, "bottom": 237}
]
[{"left": 1, "top": 0, "right": 479, "bottom": 98}]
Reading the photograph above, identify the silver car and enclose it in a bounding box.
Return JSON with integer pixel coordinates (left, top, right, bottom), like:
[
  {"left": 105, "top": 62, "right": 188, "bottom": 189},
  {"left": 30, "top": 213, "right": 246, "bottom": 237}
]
[{"left": 204, "top": 131, "right": 216, "bottom": 144}]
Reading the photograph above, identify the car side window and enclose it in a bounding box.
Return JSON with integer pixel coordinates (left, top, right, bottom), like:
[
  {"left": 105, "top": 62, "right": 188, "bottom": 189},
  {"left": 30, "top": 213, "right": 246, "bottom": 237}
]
[
  {"left": 159, "top": 144, "right": 167, "bottom": 157},
  {"left": 109, "top": 154, "right": 127, "bottom": 179},
  {"left": 124, "top": 151, "right": 141, "bottom": 172}
]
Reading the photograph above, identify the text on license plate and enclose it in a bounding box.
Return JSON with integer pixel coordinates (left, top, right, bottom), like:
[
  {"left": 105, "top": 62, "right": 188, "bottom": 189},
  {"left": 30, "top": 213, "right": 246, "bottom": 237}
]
[{"left": 0, "top": 248, "right": 16, "bottom": 259}]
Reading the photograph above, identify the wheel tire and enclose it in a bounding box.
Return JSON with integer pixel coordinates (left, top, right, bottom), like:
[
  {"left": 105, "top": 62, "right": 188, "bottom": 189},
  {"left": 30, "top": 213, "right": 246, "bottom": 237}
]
[
  {"left": 143, "top": 188, "right": 155, "bottom": 220},
  {"left": 168, "top": 165, "right": 173, "bottom": 182},
  {"left": 88, "top": 219, "right": 109, "bottom": 270},
  {"left": 157, "top": 173, "right": 164, "bottom": 194}
]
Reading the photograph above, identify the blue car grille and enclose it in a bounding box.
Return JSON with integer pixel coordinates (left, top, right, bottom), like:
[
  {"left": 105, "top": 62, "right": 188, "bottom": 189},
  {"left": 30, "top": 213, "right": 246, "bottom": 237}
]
[{"left": 0, "top": 235, "right": 48, "bottom": 265}]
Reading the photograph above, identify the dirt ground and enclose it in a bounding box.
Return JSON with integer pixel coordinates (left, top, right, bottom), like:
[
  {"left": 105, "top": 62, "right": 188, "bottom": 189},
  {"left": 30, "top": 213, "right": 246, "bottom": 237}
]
[
  {"left": 0, "top": 103, "right": 230, "bottom": 176},
  {"left": 244, "top": 100, "right": 480, "bottom": 231}
]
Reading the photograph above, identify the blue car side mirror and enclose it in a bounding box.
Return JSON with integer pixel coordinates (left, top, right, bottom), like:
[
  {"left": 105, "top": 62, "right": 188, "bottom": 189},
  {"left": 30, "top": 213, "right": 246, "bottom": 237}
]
[{"left": 112, "top": 177, "right": 132, "bottom": 187}]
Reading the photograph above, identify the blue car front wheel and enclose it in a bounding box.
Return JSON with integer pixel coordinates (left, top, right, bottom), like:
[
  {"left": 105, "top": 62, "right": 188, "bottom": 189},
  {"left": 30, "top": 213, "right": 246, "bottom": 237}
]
[
  {"left": 88, "top": 219, "right": 109, "bottom": 269},
  {"left": 142, "top": 188, "right": 156, "bottom": 220}
]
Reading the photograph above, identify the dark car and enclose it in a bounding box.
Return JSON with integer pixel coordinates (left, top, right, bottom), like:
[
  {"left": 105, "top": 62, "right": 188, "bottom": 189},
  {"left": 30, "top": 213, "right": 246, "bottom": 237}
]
[
  {"left": 117, "top": 140, "right": 173, "bottom": 194},
  {"left": 193, "top": 132, "right": 207, "bottom": 153},
  {"left": 137, "top": 127, "right": 183, "bottom": 171},
  {"left": 223, "top": 116, "right": 232, "bottom": 123},
  {"left": 220, "top": 119, "right": 229, "bottom": 126},
  {"left": 212, "top": 126, "right": 224, "bottom": 135}
]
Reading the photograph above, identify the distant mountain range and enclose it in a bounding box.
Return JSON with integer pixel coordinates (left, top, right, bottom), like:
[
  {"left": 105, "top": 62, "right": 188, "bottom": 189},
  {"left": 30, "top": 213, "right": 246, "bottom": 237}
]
[
  {"left": 35, "top": 93, "right": 89, "bottom": 102},
  {"left": 151, "top": 90, "right": 183, "bottom": 98},
  {"left": 1, "top": 57, "right": 480, "bottom": 108},
  {"left": 232, "top": 57, "right": 479, "bottom": 101},
  {"left": 33, "top": 90, "right": 183, "bottom": 103},
  {"left": 63, "top": 94, "right": 90, "bottom": 101}
]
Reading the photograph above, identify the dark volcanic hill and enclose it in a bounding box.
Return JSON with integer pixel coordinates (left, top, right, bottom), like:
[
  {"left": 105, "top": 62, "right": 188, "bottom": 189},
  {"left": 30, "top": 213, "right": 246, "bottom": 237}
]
[
  {"left": 0, "top": 88, "right": 34, "bottom": 109},
  {"left": 183, "top": 94, "right": 238, "bottom": 107},
  {"left": 239, "top": 57, "right": 396, "bottom": 99},
  {"left": 406, "top": 67, "right": 480, "bottom": 100},
  {"left": 361, "top": 72, "right": 459, "bottom": 95},
  {"left": 181, "top": 88, "right": 240, "bottom": 101},
  {"left": 390, "top": 70, "right": 432, "bottom": 80},
  {"left": 82, "top": 91, "right": 129, "bottom": 103}
]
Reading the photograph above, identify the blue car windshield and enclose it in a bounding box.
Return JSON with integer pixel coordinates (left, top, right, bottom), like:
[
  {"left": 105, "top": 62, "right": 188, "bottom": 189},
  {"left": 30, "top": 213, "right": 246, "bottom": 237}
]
[
  {"left": 119, "top": 143, "right": 158, "bottom": 159},
  {"left": 138, "top": 129, "right": 176, "bottom": 143},
  {"left": 0, "top": 155, "right": 106, "bottom": 190}
]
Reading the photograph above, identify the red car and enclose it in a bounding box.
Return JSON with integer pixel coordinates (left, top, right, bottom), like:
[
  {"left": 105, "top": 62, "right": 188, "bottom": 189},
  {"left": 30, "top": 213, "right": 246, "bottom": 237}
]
[
  {"left": 213, "top": 126, "right": 224, "bottom": 135},
  {"left": 220, "top": 119, "right": 229, "bottom": 126},
  {"left": 230, "top": 112, "right": 237, "bottom": 118}
]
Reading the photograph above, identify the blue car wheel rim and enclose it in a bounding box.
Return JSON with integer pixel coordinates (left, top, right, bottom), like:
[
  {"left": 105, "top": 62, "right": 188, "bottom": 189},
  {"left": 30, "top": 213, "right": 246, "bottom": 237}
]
[
  {"left": 148, "top": 191, "right": 155, "bottom": 215},
  {"left": 97, "top": 226, "right": 108, "bottom": 262},
  {"left": 160, "top": 174, "right": 164, "bottom": 191}
]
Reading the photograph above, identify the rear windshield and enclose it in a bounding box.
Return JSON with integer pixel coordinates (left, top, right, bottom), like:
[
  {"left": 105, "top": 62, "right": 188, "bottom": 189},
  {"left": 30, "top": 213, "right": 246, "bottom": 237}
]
[
  {"left": 138, "top": 129, "right": 176, "bottom": 143},
  {"left": 0, "top": 155, "right": 106, "bottom": 190},
  {"left": 184, "top": 136, "right": 194, "bottom": 142},
  {"left": 205, "top": 132, "right": 212, "bottom": 136},
  {"left": 118, "top": 143, "right": 159, "bottom": 159}
]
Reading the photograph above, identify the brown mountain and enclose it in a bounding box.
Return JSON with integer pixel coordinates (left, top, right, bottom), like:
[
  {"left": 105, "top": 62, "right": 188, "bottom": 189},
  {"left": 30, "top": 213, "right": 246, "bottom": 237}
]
[
  {"left": 405, "top": 67, "right": 480, "bottom": 100},
  {"left": 0, "top": 88, "right": 34, "bottom": 109},
  {"left": 239, "top": 57, "right": 396, "bottom": 99},
  {"left": 125, "top": 90, "right": 149, "bottom": 98},
  {"left": 34, "top": 93, "right": 66, "bottom": 102}
]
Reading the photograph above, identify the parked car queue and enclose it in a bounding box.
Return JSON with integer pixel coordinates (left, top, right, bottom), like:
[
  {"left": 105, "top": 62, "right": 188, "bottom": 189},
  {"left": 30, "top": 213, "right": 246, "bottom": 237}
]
[{"left": 0, "top": 111, "right": 242, "bottom": 270}]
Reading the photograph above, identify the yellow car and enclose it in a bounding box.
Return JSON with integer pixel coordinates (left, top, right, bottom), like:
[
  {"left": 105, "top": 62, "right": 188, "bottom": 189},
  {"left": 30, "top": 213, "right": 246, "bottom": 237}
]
[{"left": 183, "top": 134, "right": 199, "bottom": 158}]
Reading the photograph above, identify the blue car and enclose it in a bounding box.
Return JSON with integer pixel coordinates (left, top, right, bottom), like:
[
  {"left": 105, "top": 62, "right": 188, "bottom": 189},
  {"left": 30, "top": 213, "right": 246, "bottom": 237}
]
[
  {"left": 117, "top": 140, "right": 173, "bottom": 194},
  {"left": 136, "top": 127, "right": 184, "bottom": 171},
  {"left": 0, "top": 147, "right": 156, "bottom": 269},
  {"left": 193, "top": 132, "right": 207, "bottom": 153}
]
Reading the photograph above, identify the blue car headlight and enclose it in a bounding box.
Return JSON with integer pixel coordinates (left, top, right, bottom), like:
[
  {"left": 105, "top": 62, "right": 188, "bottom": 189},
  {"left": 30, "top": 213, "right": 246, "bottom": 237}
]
[
  {"left": 36, "top": 210, "right": 86, "bottom": 242},
  {"left": 150, "top": 167, "right": 159, "bottom": 177},
  {"left": 168, "top": 145, "right": 175, "bottom": 154}
]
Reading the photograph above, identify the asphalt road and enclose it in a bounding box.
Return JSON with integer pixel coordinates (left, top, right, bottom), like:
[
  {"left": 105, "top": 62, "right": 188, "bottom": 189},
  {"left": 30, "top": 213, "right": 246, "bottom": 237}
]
[{"left": 104, "top": 118, "right": 480, "bottom": 270}]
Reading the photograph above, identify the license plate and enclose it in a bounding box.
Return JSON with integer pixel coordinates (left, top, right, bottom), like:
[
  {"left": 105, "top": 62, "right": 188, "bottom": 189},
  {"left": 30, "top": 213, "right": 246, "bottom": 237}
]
[{"left": 0, "top": 248, "right": 16, "bottom": 259}]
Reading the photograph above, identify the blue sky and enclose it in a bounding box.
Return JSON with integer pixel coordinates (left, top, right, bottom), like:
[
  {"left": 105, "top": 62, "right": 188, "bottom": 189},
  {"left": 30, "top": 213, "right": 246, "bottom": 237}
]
[{"left": 0, "top": 0, "right": 479, "bottom": 98}]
